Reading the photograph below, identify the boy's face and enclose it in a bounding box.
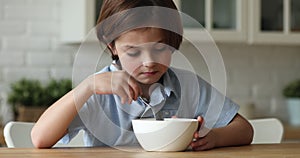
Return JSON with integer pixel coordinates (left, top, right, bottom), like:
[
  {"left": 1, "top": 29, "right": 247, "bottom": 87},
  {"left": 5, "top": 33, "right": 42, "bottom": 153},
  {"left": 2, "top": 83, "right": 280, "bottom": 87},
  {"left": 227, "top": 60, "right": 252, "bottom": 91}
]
[{"left": 112, "top": 28, "right": 172, "bottom": 85}]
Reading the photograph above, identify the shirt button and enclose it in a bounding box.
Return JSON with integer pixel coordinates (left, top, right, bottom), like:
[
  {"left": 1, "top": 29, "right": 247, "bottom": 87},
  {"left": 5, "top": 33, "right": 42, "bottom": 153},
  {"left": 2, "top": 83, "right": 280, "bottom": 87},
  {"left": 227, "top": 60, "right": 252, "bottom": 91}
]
[{"left": 164, "top": 111, "right": 170, "bottom": 116}]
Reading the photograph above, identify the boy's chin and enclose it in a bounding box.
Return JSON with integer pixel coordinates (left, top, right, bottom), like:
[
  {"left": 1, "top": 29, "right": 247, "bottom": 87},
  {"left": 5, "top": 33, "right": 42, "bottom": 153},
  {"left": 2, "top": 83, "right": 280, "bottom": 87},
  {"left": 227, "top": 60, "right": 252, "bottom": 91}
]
[{"left": 137, "top": 79, "right": 158, "bottom": 85}]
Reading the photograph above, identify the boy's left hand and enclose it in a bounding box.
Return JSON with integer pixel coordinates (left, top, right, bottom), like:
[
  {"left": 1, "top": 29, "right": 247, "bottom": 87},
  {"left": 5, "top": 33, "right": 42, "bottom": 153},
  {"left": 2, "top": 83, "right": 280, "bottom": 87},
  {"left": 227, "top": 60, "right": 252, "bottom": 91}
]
[{"left": 190, "top": 116, "right": 217, "bottom": 151}]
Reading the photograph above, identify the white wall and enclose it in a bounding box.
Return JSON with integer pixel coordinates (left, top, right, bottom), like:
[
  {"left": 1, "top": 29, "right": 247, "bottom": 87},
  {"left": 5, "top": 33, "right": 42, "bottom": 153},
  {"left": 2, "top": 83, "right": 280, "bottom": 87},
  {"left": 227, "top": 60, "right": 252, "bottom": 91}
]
[
  {"left": 0, "top": 0, "right": 300, "bottom": 122},
  {"left": 0, "top": 0, "right": 78, "bottom": 88},
  {"left": 218, "top": 43, "right": 300, "bottom": 121}
]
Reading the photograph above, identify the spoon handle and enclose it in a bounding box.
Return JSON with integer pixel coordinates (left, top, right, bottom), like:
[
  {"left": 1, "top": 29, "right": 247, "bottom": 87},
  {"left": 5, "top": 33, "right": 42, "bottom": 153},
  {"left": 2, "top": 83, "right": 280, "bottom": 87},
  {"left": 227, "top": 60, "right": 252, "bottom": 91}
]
[{"left": 139, "top": 97, "right": 163, "bottom": 120}]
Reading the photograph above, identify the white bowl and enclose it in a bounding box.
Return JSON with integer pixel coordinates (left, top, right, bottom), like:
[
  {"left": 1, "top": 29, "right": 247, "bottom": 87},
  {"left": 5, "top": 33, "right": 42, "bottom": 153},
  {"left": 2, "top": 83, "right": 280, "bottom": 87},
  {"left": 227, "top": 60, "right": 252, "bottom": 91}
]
[{"left": 132, "top": 118, "right": 198, "bottom": 151}]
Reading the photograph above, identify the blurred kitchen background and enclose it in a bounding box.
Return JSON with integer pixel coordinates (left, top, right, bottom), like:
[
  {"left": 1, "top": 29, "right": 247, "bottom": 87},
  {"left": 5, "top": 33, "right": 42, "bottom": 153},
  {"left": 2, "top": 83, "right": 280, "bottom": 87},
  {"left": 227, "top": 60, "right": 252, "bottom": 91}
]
[{"left": 0, "top": 0, "right": 300, "bottom": 145}]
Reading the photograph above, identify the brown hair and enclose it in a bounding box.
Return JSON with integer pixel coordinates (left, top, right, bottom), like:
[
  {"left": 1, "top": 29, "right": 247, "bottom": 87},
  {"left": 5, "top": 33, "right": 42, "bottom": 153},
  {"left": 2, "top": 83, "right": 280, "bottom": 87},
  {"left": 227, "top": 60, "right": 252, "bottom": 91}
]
[{"left": 96, "top": 0, "right": 183, "bottom": 60}]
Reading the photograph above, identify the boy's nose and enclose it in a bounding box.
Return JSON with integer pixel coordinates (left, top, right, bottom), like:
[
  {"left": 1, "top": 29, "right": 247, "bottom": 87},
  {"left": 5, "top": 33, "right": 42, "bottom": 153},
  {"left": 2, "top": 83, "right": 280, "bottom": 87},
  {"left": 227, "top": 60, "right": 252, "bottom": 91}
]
[
  {"left": 141, "top": 52, "right": 156, "bottom": 67},
  {"left": 142, "top": 61, "right": 156, "bottom": 67}
]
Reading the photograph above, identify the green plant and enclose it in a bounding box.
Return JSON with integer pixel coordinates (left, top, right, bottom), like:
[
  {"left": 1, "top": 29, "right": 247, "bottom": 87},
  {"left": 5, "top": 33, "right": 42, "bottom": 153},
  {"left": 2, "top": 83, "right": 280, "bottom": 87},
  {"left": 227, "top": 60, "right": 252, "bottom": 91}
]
[
  {"left": 44, "top": 79, "right": 72, "bottom": 106},
  {"left": 8, "top": 78, "right": 72, "bottom": 107},
  {"left": 283, "top": 79, "right": 300, "bottom": 98},
  {"left": 8, "top": 78, "right": 45, "bottom": 107}
]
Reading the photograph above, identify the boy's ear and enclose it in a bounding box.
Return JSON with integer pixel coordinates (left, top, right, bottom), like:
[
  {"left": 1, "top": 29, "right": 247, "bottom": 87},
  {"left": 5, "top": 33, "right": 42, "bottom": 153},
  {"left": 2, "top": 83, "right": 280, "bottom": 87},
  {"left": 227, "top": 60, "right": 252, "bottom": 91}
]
[{"left": 108, "top": 43, "right": 117, "bottom": 55}]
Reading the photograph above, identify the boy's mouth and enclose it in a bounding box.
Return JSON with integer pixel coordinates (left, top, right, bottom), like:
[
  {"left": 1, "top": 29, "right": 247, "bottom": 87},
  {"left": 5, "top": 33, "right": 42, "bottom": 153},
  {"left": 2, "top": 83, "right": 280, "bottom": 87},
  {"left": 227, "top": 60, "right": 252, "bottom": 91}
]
[{"left": 142, "top": 71, "right": 158, "bottom": 75}]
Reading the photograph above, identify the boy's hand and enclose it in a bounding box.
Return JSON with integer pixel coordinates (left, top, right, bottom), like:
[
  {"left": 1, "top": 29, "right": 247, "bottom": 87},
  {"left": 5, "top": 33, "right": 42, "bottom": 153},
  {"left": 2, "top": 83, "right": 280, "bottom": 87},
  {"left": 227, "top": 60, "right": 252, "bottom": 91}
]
[
  {"left": 190, "top": 116, "right": 217, "bottom": 151},
  {"left": 91, "top": 71, "right": 142, "bottom": 104}
]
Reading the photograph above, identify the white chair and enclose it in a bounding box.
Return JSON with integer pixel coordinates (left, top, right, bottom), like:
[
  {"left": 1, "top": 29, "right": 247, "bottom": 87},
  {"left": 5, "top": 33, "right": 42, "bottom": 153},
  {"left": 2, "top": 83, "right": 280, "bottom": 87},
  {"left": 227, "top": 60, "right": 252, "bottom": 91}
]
[
  {"left": 249, "top": 118, "right": 284, "bottom": 144},
  {"left": 3, "top": 121, "right": 85, "bottom": 148}
]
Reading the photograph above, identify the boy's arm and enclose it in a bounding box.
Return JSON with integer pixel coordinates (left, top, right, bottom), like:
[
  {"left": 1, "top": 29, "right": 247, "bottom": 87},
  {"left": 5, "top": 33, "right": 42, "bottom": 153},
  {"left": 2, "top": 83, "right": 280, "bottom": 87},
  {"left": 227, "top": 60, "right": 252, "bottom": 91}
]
[
  {"left": 191, "top": 114, "right": 254, "bottom": 151},
  {"left": 31, "top": 76, "right": 94, "bottom": 148},
  {"left": 31, "top": 71, "right": 142, "bottom": 148}
]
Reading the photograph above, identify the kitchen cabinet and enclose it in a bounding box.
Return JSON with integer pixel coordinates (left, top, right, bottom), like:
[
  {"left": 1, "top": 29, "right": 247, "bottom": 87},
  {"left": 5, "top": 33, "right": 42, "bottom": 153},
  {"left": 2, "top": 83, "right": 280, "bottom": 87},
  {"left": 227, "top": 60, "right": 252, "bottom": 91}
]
[
  {"left": 249, "top": 0, "right": 300, "bottom": 44},
  {"left": 60, "top": 0, "right": 101, "bottom": 43},
  {"left": 0, "top": 127, "right": 4, "bottom": 147},
  {"left": 61, "top": 0, "right": 247, "bottom": 43},
  {"left": 60, "top": 0, "right": 300, "bottom": 45},
  {"left": 283, "top": 125, "right": 300, "bottom": 142},
  {"left": 174, "top": 0, "right": 247, "bottom": 42}
]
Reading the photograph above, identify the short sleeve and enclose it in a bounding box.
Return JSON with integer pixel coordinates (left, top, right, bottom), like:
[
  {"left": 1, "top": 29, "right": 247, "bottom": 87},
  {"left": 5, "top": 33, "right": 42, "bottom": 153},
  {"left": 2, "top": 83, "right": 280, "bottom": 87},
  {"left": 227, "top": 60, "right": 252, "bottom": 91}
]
[
  {"left": 195, "top": 77, "right": 239, "bottom": 128},
  {"left": 213, "top": 98, "right": 239, "bottom": 128},
  {"left": 59, "top": 106, "right": 87, "bottom": 144}
]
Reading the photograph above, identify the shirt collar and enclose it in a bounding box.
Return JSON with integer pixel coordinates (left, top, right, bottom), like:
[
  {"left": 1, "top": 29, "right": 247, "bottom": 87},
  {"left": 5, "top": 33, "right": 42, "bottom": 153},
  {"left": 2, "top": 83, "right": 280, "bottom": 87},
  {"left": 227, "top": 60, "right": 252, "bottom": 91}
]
[
  {"left": 162, "top": 69, "right": 179, "bottom": 98},
  {"left": 109, "top": 60, "right": 122, "bottom": 71}
]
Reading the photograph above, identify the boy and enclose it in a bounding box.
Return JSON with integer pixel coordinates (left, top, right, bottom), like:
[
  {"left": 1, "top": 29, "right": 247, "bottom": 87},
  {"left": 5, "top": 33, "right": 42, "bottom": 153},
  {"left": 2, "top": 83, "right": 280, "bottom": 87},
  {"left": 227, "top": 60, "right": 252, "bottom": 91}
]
[{"left": 31, "top": 0, "right": 253, "bottom": 151}]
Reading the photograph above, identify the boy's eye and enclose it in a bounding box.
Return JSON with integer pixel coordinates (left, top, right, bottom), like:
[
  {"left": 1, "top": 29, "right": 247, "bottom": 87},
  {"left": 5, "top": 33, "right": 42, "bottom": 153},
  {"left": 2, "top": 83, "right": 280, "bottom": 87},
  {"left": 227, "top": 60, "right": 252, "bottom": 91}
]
[
  {"left": 154, "top": 43, "right": 167, "bottom": 51},
  {"left": 127, "top": 50, "right": 140, "bottom": 57}
]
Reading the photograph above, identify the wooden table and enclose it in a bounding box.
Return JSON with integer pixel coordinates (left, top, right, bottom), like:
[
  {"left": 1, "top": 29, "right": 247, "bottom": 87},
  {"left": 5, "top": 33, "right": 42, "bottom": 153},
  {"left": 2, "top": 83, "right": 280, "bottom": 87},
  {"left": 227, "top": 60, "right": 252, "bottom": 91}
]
[{"left": 0, "top": 143, "right": 300, "bottom": 158}]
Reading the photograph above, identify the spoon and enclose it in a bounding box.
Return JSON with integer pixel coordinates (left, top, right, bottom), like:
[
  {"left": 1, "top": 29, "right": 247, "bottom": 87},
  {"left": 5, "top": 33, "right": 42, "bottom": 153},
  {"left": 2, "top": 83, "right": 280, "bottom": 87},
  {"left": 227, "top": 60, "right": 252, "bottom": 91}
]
[
  {"left": 139, "top": 97, "right": 161, "bottom": 120},
  {"left": 139, "top": 83, "right": 165, "bottom": 120}
]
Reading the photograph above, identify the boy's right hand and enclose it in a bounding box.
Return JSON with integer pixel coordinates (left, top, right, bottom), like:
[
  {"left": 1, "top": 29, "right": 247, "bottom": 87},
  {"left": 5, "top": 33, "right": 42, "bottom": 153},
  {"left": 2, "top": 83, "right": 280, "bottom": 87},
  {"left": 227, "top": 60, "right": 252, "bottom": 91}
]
[{"left": 89, "top": 70, "right": 142, "bottom": 104}]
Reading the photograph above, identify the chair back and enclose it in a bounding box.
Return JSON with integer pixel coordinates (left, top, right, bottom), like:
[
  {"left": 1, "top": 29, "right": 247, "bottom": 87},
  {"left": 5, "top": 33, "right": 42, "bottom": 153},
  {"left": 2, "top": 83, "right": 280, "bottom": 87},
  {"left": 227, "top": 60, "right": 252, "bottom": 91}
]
[
  {"left": 249, "top": 118, "right": 284, "bottom": 144},
  {"left": 4, "top": 121, "right": 35, "bottom": 147},
  {"left": 3, "top": 121, "right": 85, "bottom": 148}
]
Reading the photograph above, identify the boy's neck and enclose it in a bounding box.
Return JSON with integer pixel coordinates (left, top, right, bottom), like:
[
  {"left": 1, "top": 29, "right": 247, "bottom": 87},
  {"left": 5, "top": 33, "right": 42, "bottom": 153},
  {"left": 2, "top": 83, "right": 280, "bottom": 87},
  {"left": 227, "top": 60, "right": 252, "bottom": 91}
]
[
  {"left": 139, "top": 84, "right": 151, "bottom": 99},
  {"left": 139, "top": 77, "right": 164, "bottom": 100}
]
